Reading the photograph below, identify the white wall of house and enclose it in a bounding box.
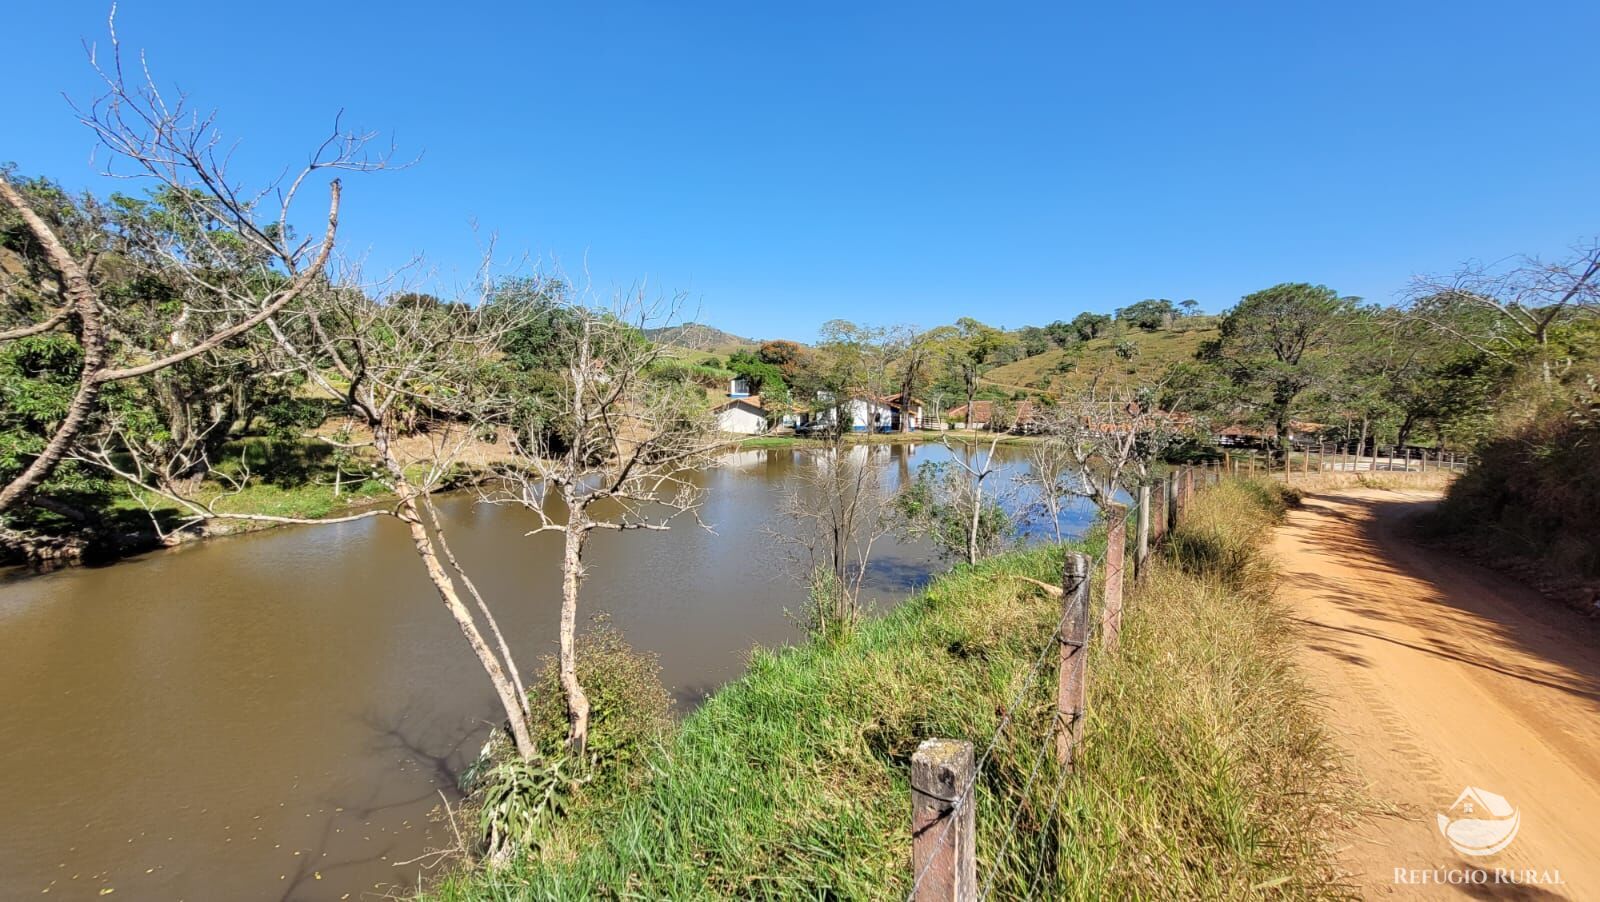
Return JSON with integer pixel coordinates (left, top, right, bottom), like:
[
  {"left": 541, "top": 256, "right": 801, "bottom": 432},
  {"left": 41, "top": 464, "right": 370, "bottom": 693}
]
[
  {"left": 717, "top": 403, "right": 768, "bottom": 434},
  {"left": 803, "top": 398, "right": 921, "bottom": 431}
]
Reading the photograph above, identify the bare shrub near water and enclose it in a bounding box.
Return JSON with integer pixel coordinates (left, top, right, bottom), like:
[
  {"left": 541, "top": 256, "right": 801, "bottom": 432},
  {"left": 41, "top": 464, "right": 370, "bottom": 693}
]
[
  {"left": 897, "top": 433, "right": 1016, "bottom": 566},
  {"left": 769, "top": 444, "right": 896, "bottom": 640}
]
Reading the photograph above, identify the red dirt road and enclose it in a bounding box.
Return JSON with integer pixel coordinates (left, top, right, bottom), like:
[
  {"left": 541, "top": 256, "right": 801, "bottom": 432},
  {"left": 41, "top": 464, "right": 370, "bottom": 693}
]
[{"left": 1272, "top": 488, "right": 1600, "bottom": 899}]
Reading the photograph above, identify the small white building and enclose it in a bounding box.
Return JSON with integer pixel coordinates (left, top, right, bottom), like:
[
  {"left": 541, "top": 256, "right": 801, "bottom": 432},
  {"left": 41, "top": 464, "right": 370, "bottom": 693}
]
[
  {"left": 801, "top": 393, "right": 924, "bottom": 432},
  {"left": 715, "top": 396, "right": 769, "bottom": 434}
]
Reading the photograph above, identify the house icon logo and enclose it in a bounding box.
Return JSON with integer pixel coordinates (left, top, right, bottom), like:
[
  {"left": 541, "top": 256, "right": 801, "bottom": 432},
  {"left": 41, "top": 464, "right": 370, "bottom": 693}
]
[{"left": 1437, "top": 787, "right": 1520, "bottom": 857}]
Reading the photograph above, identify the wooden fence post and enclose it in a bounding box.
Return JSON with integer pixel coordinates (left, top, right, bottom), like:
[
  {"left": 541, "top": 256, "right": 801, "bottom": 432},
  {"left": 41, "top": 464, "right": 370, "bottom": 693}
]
[
  {"left": 1103, "top": 503, "right": 1127, "bottom": 648},
  {"left": 911, "top": 739, "right": 976, "bottom": 902},
  {"left": 1058, "top": 552, "right": 1091, "bottom": 769},
  {"left": 1135, "top": 484, "right": 1151, "bottom": 578}
]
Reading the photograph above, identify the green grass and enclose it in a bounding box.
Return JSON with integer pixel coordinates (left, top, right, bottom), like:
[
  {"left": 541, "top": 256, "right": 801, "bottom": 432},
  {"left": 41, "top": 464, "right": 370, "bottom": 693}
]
[
  {"left": 734, "top": 435, "right": 810, "bottom": 450},
  {"left": 105, "top": 476, "right": 393, "bottom": 537},
  {"left": 984, "top": 326, "right": 1217, "bottom": 397},
  {"left": 423, "top": 478, "right": 1350, "bottom": 900}
]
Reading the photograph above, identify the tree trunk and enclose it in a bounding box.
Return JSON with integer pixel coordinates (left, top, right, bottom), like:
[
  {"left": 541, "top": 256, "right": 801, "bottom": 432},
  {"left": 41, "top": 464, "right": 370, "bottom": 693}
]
[
  {"left": 0, "top": 181, "right": 106, "bottom": 514},
  {"left": 964, "top": 369, "right": 977, "bottom": 431},
  {"left": 373, "top": 423, "right": 535, "bottom": 761},
  {"left": 1395, "top": 412, "right": 1417, "bottom": 451},
  {"left": 1273, "top": 407, "right": 1291, "bottom": 462},
  {"left": 559, "top": 519, "right": 592, "bottom": 754},
  {"left": 1357, "top": 416, "right": 1369, "bottom": 471},
  {"left": 967, "top": 476, "right": 983, "bottom": 565}
]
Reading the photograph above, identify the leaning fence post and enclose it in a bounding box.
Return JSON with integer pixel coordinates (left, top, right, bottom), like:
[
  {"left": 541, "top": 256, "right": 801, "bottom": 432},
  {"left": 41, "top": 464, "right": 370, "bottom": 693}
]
[
  {"left": 1058, "top": 552, "right": 1091, "bottom": 769},
  {"left": 1135, "top": 485, "right": 1151, "bottom": 578},
  {"left": 1103, "top": 503, "right": 1127, "bottom": 648},
  {"left": 911, "top": 739, "right": 976, "bottom": 902}
]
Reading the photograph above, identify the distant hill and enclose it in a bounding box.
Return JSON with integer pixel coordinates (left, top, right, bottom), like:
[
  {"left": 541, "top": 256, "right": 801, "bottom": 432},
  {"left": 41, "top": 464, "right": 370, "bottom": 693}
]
[
  {"left": 646, "top": 323, "right": 757, "bottom": 356},
  {"left": 982, "top": 326, "right": 1216, "bottom": 397}
]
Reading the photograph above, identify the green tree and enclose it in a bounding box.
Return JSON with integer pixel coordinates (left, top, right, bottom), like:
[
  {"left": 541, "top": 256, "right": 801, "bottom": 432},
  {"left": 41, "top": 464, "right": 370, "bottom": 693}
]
[
  {"left": 726, "top": 348, "right": 787, "bottom": 396},
  {"left": 1042, "top": 320, "right": 1077, "bottom": 348},
  {"left": 1016, "top": 325, "right": 1052, "bottom": 357},
  {"left": 1069, "top": 311, "right": 1112, "bottom": 341},
  {"left": 1117, "top": 299, "right": 1176, "bottom": 332},
  {"left": 928, "top": 318, "right": 1016, "bottom": 429},
  {"left": 1200, "top": 283, "right": 1357, "bottom": 455}
]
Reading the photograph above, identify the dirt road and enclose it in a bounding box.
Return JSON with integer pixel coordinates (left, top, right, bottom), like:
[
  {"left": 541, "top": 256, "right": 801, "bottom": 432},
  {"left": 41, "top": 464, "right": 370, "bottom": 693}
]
[{"left": 1272, "top": 487, "right": 1600, "bottom": 899}]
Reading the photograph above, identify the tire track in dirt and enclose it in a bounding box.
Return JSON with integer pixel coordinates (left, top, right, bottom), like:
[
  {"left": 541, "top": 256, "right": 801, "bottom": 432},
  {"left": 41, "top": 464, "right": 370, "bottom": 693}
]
[{"left": 1272, "top": 487, "right": 1600, "bottom": 899}]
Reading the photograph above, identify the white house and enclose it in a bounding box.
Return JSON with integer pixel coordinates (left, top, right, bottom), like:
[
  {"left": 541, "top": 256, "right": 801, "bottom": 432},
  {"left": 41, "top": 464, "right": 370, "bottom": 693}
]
[
  {"left": 715, "top": 396, "right": 769, "bottom": 434},
  {"left": 799, "top": 392, "right": 924, "bottom": 432}
]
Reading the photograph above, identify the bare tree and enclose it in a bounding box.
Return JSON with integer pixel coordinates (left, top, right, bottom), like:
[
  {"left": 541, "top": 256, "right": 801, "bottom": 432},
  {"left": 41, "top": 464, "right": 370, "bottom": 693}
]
[
  {"left": 1031, "top": 381, "right": 1185, "bottom": 513},
  {"left": 899, "top": 432, "right": 1012, "bottom": 566},
  {"left": 1021, "top": 436, "right": 1073, "bottom": 543},
  {"left": 77, "top": 275, "right": 547, "bottom": 763},
  {"left": 489, "top": 290, "right": 719, "bottom": 754},
  {"left": 0, "top": 16, "right": 392, "bottom": 517},
  {"left": 890, "top": 325, "right": 933, "bottom": 434},
  {"left": 769, "top": 444, "right": 895, "bottom": 638},
  {"left": 1407, "top": 240, "right": 1600, "bottom": 383}
]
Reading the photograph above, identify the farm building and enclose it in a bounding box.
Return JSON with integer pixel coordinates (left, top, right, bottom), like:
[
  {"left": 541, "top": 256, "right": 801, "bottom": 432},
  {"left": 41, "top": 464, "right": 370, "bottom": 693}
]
[{"left": 715, "top": 396, "right": 770, "bottom": 434}]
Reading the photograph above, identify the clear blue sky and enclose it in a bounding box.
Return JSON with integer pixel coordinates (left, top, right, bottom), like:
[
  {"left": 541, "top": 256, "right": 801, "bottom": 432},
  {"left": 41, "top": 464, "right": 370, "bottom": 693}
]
[{"left": 7, "top": 1, "right": 1598, "bottom": 341}]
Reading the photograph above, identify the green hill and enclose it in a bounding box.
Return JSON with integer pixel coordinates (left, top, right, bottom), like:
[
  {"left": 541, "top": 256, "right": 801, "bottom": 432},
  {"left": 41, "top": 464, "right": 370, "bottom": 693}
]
[{"left": 983, "top": 326, "right": 1216, "bottom": 397}]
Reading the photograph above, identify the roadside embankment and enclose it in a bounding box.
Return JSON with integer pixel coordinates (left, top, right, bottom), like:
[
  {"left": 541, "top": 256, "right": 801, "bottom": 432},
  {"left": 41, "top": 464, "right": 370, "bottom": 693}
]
[{"left": 423, "top": 478, "right": 1353, "bottom": 899}]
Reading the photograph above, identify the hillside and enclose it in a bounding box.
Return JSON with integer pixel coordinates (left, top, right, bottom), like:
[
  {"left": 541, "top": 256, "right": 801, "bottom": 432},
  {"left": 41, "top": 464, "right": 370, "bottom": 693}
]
[
  {"left": 646, "top": 323, "right": 758, "bottom": 358},
  {"left": 982, "top": 326, "right": 1216, "bottom": 396}
]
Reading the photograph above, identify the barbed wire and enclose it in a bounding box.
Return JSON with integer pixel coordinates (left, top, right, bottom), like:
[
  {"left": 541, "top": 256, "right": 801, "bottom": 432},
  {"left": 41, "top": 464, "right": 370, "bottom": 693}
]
[
  {"left": 1020, "top": 738, "right": 1079, "bottom": 900},
  {"left": 904, "top": 486, "right": 1172, "bottom": 900},
  {"left": 905, "top": 542, "right": 1108, "bottom": 900}
]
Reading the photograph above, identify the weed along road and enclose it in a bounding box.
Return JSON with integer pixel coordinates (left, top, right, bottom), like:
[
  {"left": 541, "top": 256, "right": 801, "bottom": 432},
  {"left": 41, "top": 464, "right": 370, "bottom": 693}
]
[{"left": 1273, "top": 487, "right": 1600, "bottom": 898}]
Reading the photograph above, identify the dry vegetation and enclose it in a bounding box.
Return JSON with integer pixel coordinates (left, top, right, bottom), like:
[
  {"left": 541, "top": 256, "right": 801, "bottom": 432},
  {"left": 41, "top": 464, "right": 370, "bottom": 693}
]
[{"left": 983, "top": 326, "right": 1217, "bottom": 396}]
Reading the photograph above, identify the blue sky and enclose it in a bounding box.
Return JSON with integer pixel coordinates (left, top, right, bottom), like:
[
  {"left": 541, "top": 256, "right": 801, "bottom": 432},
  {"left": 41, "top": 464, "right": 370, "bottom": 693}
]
[{"left": 7, "top": 2, "right": 1598, "bottom": 341}]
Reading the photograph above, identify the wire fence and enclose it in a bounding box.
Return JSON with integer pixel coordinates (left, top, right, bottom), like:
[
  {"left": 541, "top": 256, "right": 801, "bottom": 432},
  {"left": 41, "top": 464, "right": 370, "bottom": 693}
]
[
  {"left": 905, "top": 463, "right": 1225, "bottom": 902},
  {"left": 905, "top": 545, "right": 1107, "bottom": 902}
]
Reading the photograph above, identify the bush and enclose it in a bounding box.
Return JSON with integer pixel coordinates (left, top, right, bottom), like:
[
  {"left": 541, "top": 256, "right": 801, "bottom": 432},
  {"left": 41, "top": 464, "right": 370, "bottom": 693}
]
[
  {"left": 1434, "top": 373, "right": 1600, "bottom": 578},
  {"left": 459, "top": 624, "right": 672, "bottom": 865}
]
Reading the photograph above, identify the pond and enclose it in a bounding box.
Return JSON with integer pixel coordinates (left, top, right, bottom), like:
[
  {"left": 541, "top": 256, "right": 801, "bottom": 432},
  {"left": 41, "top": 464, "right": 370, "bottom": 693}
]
[{"left": 0, "top": 441, "right": 1105, "bottom": 901}]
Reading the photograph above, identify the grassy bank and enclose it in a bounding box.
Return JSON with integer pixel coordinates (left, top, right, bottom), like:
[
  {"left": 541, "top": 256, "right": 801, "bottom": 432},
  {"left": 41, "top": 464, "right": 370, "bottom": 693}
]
[{"left": 425, "top": 479, "right": 1349, "bottom": 899}]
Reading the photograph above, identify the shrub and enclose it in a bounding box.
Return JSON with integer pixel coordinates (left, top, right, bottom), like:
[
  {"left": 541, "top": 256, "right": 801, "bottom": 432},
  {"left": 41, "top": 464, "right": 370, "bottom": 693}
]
[
  {"left": 1434, "top": 372, "right": 1600, "bottom": 578},
  {"left": 459, "top": 624, "right": 672, "bottom": 865}
]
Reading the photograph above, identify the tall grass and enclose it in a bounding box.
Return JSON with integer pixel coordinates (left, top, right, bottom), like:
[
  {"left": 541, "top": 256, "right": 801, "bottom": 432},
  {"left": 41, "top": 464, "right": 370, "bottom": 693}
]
[{"left": 424, "top": 479, "right": 1350, "bottom": 900}]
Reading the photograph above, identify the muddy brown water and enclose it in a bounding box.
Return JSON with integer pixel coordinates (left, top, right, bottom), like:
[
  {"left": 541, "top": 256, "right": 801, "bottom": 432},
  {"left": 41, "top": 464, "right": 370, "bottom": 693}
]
[{"left": 0, "top": 443, "right": 1099, "bottom": 901}]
